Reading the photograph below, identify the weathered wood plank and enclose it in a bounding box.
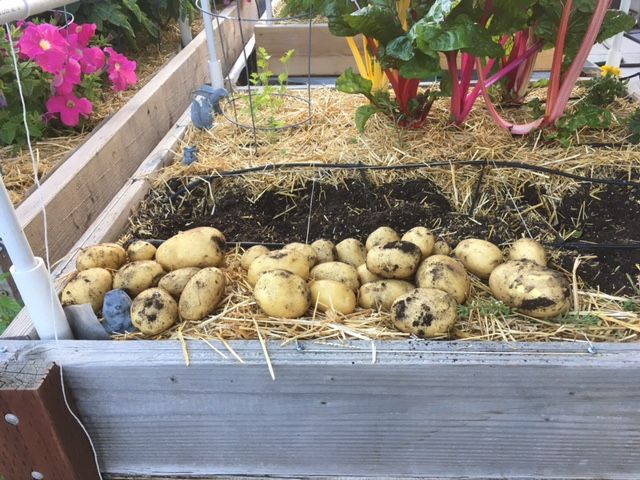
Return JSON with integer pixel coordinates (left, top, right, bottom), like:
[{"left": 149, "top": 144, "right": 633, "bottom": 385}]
[
  {"left": 16, "top": 1, "right": 256, "bottom": 264},
  {"left": 1, "top": 340, "right": 639, "bottom": 479}
]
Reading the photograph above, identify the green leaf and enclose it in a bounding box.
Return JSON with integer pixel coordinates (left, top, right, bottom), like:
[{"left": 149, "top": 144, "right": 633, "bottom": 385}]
[
  {"left": 355, "top": 104, "right": 379, "bottom": 132},
  {"left": 597, "top": 10, "right": 636, "bottom": 44},
  {"left": 0, "top": 117, "right": 20, "bottom": 145},
  {"left": 398, "top": 52, "right": 440, "bottom": 79},
  {"left": 343, "top": 5, "right": 405, "bottom": 45},
  {"left": 427, "top": 15, "right": 503, "bottom": 57},
  {"left": 386, "top": 36, "right": 415, "bottom": 61},
  {"left": 627, "top": 108, "right": 640, "bottom": 144},
  {"left": 326, "top": 0, "right": 360, "bottom": 37},
  {"left": 278, "top": 72, "right": 288, "bottom": 86},
  {"left": 336, "top": 68, "right": 373, "bottom": 96},
  {"left": 425, "top": 0, "right": 462, "bottom": 24}
]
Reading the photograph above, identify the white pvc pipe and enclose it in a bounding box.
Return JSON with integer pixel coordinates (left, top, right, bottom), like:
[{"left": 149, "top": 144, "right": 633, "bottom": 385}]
[
  {"left": 0, "top": 0, "right": 77, "bottom": 24},
  {"left": 200, "top": 0, "right": 225, "bottom": 89},
  {"left": 178, "top": 15, "right": 193, "bottom": 48},
  {"left": 265, "top": 0, "right": 273, "bottom": 19},
  {"left": 0, "top": 176, "right": 72, "bottom": 339},
  {"left": 606, "top": 0, "right": 631, "bottom": 68}
]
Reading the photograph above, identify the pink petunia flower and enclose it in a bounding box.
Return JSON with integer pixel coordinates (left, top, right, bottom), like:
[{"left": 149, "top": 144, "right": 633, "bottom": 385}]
[
  {"left": 52, "top": 58, "right": 82, "bottom": 95},
  {"left": 61, "top": 23, "right": 97, "bottom": 48},
  {"left": 46, "top": 93, "right": 93, "bottom": 126},
  {"left": 77, "top": 46, "right": 105, "bottom": 74},
  {"left": 17, "top": 23, "right": 67, "bottom": 74},
  {"left": 105, "top": 47, "right": 137, "bottom": 91}
]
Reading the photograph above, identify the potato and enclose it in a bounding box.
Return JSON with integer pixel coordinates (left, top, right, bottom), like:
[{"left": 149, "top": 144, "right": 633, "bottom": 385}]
[
  {"left": 433, "top": 240, "right": 451, "bottom": 256},
  {"left": 283, "top": 242, "right": 318, "bottom": 267},
  {"left": 366, "top": 241, "right": 422, "bottom": 279},
  {"left": 489, "top": 260, "right": 570, "bottom": 318},
  {"left": 61, "top": 268, "right": 112, "bottom": 313},
  {"left": 453, "top": 239, "right": 503, "bottom": 279},
  {"left": 401, "top": 227, "right": 435, "bottom": 258},
  {"left": 509, "top": 238, "right": 546, "bottom": 266},
  {"left": 127, "top": 240, "right": 156, "bottom": 262},
  {"left": 311, "top": 239, "right": 336, "bottom": 264},
  {"left": 131, "top": 288, "right": 178, "bottom": 335},
  {"left": 240, "top": 245, "right": 270, "bottom": 270},
  {"left": 254, "top": 270, "right": 310, "bottom": 318},
  {"left": 76, "top": 243, "right": 127, "bottom": 271},
  {"left": 357, "top": 263, "right": 381, "bottom": 285},
  {"left": 309, "top": 280, "right": 357, "bottom": 315},
  {"left": 391, "top": 288, "right": 458, "bottom": 338},
  {"left": 358, "top": 279, "right": 414, "bottom": 311},
  {"left": 335, "top": 238, "right": 366, "bottom": 268},
  {"left": 113, "top": 260, "right": 165, "bottom": 297},
  {"left": 158, "top": 267, "right": 200, "bottom": 299},
  {"left": 310, "top": 262, "right": 359, "bottom": 291},
  {"left": 247, "top": 249, "right": 310, "bottom": 286},
  {"left": 365, "top": 226, "right": 400, "bottom": 251},
  {"left": 415, "top": 255, "right": 470, "bottom": 304},
  {"left": 179, "top": 268, "right": 226, "bottom": 321},
  {"left": 155, "top": 227, "right": 225, "bottom": 271}
]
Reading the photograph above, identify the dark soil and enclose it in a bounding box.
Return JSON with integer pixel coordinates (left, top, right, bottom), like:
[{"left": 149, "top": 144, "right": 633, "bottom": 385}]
[{"left": 130, "top": 175, "right": 640, "bottom": 296}]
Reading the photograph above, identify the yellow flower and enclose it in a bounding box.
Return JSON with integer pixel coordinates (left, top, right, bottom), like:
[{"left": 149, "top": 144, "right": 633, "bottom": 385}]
[{"left": 600, "top": 65, "right": 622, "bottom": 77}]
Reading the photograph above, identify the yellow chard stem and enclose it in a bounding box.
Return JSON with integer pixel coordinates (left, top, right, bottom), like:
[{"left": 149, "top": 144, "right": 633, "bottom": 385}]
[{"left": 346, "top": 37, "right": 368, "bottom": 78}]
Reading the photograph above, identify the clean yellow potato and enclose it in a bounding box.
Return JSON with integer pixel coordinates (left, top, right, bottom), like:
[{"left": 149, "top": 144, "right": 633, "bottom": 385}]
[
  {"left": 401, "top": 227, "right": 435, "bottom": 258},
  {"left": 309, "top": 280, "right": 357, "bottom": 315},
  {"left": 113, "top": 260, "right": 165, "bottom": 297},
  {"left": 335, "top": 238, "right": 366, "bottom": 268},
  {"left": 247, "top": 249, "right": 310, "bottom": 286},
  {"left": 240, "top": 245, "right": 270, "bottom": 270},
  {"left": 158, "top": 267, "right": 200, "bottom": 299},
  {"left": 366, "top": 241, "right": 422, "bottom": 279},
  {"left": 433, "top": 240, "right": 451, "bottom": 256},
  {"left": 76, "top": 243, "right": 127, "bottom": 271},
  {"left": 179, "top": 267, "right": 226, "bottom": 321},
  {"left": 415, "top": 255, "right": 470, "bottom": 304},
  {"left": 365, "top": 226, "right": 400, "bottom": 251},
  {"left": 358, "top": 279, "right": 414, "bottom": 311},
  {"left": 509, "top": 238, "right": 547, "bottom": 266},
  {"left": 283, "top": 242, "right": 318, "bottom": 267},
  {"left": 126, "top": 240, "right": 156, "bottom": 262},
  {"left": 61, "top": 268, "right": 113, "bottom": 313},
  {"left": 131, "top": 288, "right": 178, "bottom": 335},
  {"left": 357, "top": 263, "right": 381, "bottom": 285},
  {"left": 310, "top": 261, "right": 359, "bottom": 291},
  {"left": 254, "top": 270, "right": 311, "bottom": 318},
  {"left": 453, "top": 238, "right": 503, "bottom": 279},
  {"left": 155, "top": 227, "right": 225, "bottom": 271},
  {"left": 489, "top": 260, "right": 570, "bottom": 318},
  {"left": 311, "top": 239, "right": 336, "bottom": 264},
  {"left": 391, "top": 288, "right": 458, "bottom": 338}
]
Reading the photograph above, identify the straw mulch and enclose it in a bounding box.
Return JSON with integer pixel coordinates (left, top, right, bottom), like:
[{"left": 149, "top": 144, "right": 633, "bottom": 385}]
[
  {"left": 116, "top": 87, "right": 640, "bottom": 351},
  {"left": 0, "top": 21, "right": 195, "bottom": 206}
]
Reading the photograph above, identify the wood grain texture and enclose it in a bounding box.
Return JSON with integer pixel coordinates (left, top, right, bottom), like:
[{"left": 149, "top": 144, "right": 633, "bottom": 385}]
[
  {"left": 16, "top": 1, "right": 256, "bottom": 264},
  {"left": 1, "top": 339, "right": 639, "bottom": 479}
]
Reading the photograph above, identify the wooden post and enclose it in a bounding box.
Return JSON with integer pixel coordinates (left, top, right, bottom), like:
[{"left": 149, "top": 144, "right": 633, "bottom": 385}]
[{"left": 0, "top": 362, "right": 101, "bottom": 480}]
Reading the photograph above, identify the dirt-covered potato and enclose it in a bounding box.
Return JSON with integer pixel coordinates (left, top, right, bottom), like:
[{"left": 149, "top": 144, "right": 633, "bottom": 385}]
[
  {"left": 179, "top": 267, "right": 226, "bottom": 321},
  {"left": 247, "top": 249, "right": 310, "bottom": 286},
  {"left": 240, "top": 245, "right": 270, "bottom": 270},
  {"left": 76, "top": 243, "right": 127, "bottom": 271},
  {"left": 254, "top": 270, "right": 311, "bottom": 318},
  {"left": 131, "top": 288, "right": 178, "bottom": 335},
  {"left": 113, "top": 260, "right": 165, "bottom": 297},
  {"left": 311, "top": 239, "right": 336, "bottom": 264},
  {"left": 155, "top": 227, "right": 225, "bottom": 271},
  {"left": 453, "top": 239, "right": 503, "bottom": 279},
  {"left": 358, "top": 279, "right": 414, "bottom": 311},
  {"left": 433, "top": 240, "right": 451, "bottom": 256},
  {"left": 357, "top": 263, "right": 380, "bottom": 285},
  {"left": 309, "top": 280, "right": 357, "bottom": 315},
  {"left": 415, "top": 255, "right": 470, "bottom": 304},
  {"left": 366, "top": 241, "right": 422, "bottom": 279},
  {"left": 509, "top": 238, "right": 546, "bottom": 266},
  {"left": 391, "top": 288, "right": 458, "bottom": 338},
  {"left": 365, "top": 226, "right": 400, "bottom": 251},
  {"left": 158, "top": 267, "right": 200, "bottom": 299},
  {"left": 401, "top": 227, "right": 435, "bottom": 258},
  {"left": 310, "top": 262, "right": 359, "bottom": 291},
  {"left": 489, "top": 260, "right": 570, "bottom": 318},
  {"left": 283, "top": 242, "right": 318, "bottom": 267},
  {"left": 127, "top": 240, "right": 156, "bottom": 262},
  {"left": 61, "top": 268, "right": 113, "bottom": 313},
  {"left": 335, "top": 238, "right": 366, "bottom": 268}
]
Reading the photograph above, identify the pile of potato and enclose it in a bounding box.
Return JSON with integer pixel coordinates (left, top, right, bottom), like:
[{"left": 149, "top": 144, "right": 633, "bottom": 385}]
[{"left": 61, "top": 223, "right": 571, "bottom": 339}]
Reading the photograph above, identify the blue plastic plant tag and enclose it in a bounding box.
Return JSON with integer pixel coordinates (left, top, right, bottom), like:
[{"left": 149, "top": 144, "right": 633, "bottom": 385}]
[
  {"left": 183, "top": 146, "right": 198, "bottom": 165},
  {"left": 191, "top": 85, "right": 228, "bottom": 129}
]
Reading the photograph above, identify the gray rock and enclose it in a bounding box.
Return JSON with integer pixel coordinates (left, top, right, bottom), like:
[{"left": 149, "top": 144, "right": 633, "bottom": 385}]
[
  {"left": 64, "top": 304, "right": 110, "bottom": 340},
  {"left": 103, "top": 289, "right": 134, "bottom": 334}
]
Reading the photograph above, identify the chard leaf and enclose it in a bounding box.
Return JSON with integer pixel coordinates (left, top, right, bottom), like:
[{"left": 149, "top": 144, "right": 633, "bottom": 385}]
[
  {"left": 336, "top": 68, "right": 373, "bottom": 96},
  {"left": 344, "top": 5, "right": 405, "bottom": 44},
  {"left": 326, "top": 0, "right": 360, "bottom": 37},
  {"left": 398, "top": 52, "right": 440, "bottom": 79},
  {"left": 386, "top": 36, "right": 415, "bottom": 61},
  {"left": 418, "top": 15, "right": 503, "bottom": 57},
  {"left": 355, "top": 104, "right": 379, "bottom": 132},
  {"left": 425, "top": 0, "right": 462, "bottom": 24}
]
